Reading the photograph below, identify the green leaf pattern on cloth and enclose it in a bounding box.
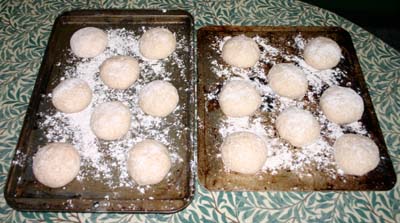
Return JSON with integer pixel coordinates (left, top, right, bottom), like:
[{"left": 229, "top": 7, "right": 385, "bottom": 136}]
[{"left": 0, "top": 0, "right": 399, "bottom": 222}]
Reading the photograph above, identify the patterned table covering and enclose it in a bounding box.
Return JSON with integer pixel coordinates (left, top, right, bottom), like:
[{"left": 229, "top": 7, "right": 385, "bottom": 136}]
[{"left": 0, "top": 0, "right": 399, "bottom": 222}]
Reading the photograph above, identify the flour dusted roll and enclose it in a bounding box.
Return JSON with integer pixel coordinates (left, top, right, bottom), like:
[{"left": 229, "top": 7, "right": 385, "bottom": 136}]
[
  {"left": 268, "top": 63, "right": 308, "bottom": 99},
  {"left": 70, "top": 27, "right": 108, "bottom": 58},
  {"left": 218, "top": 80, "right": 262, "bottom": 117},
  {"left": 221, "top": 132, "right": 268, "bottom": 174},
  {"left": 127, "top": 140, "right": 171, "bottom": 185},
  {"left": 33, "top": 143, "right": 80, "bottom": 188},
  {"left": 90, "top": 101, "right": 131, "bottom": 140},
  {"left": 52, "top": 78, "right": 92, "bottom": 113},
  {"left": 276, "top": 107, "right": 320, "bottom": 147},
  {"left": 100, "top": 56, "right": 140, "bottom": 89},
  {"left": 139, "top": 28, "right": 176, "bottom": 60},
  {"left": 334, "top": 134, "right": 380, "bottom": 176},
  {"left": 139, "top": 80, "right": 179, "bottom": 117},
  {"left": 303, "top": 36, "right": 341, "bottom": 70},
  {"left": 222, "top": 35, "right": 260, "bottom": 68},
  {"left": 320, "top": 86, "right": 364, "bottom": 124}
]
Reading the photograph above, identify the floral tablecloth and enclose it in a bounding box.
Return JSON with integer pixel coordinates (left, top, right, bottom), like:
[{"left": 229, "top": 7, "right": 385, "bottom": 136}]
[{"left": 0, "top": 0, "right": 399, "bottom": 222}]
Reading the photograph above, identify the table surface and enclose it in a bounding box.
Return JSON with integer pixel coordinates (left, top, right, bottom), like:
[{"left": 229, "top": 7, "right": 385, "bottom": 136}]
[{"left": 0, "top": 0, "right": 399, "bottom": 222}]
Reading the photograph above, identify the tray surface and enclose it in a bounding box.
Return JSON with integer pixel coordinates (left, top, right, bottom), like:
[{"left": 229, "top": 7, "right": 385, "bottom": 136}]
[
  {"left": 197, "top": 26, "right": 396, "bottom": 191},
  {"left": 5, "top": 10, "right": 195, "bottom": 213}
]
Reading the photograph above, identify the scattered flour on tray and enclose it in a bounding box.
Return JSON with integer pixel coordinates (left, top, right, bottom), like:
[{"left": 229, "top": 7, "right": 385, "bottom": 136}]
[
  {"left": 40, "top": 28, "right": 188, "bottom": 190},
  {"left": 208, "top": 34, "right": 367, "bottom": 177}
]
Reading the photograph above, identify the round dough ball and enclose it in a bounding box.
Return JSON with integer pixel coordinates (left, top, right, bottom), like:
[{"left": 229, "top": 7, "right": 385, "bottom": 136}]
[
  {"left": 100, "top": 56, "right": 140, "bottom": 89},
  {"left": 139, "top": 28, "right": 176, "bottom": 60},
  {"left": 70, "top": 27, "right": 108, "bottom": 58},
  {"left": 320, "top": 86, "right": 364, "bottom": 124},
  {"left": 334, "top": 134, "right": 380, "bottom": 176},
  {"left": 303, "top": 36, "right": 341, "bottom": 70},
  {"left": 268, "top": 63, "right": 308, "bottom": 99},
  {"left": 276, "top": 107, "right": 320, "bottom": 147},
  {"left": 139, "top": 80, "right": 179, "bottom": 117},
  {"left": 222, "top": 35, "right": 260, "bottom": 68},
  {"left": 218, "top": 80, "right": 262, "bottom": 117},
  {"left": 32, "top": 143, "right": 80, "bottom": 188},
  {"left": 221, "top": 132, "right": 268, "bottom": 174},
  {"left": 52, "top": 78, "right": 92, "bottom": 113},
  {"left": 127, "top": 140, "right": 171, "bottom": 185},
  {"left": 90, "top": 101, "right": 131, "bottom": 140}
]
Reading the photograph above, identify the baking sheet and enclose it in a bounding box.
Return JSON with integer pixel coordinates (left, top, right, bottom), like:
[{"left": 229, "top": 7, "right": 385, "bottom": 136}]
[
  {"left": 5, "top": 10, "right": 195, "bottom": 213},
  {"left": 197, "top": 26, "right": 396, "bottom": 191}
]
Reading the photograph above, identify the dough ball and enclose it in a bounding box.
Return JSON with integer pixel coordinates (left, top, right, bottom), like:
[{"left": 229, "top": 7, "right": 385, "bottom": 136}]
[
  {"left": 100, "top": 56, "right": 140, "bottom": 89},
  {"left": 127, "top": 139, "right": 171, "bottom": 185},
  {"left": 139, "top": 80, "right": 179, "bottom": 117},
  {"left": 90, "top": 101, "right": 131, "bottom": 140},
  {"left": 139, "top": 28, "right": 176, "bottom": 60},
  {"left": 218, "top": 80, "right": 262, "bottom": 117},
  {"left": 334, "top": 134, "right": 380, "bottom": 176},
  {"left": 52, "top": 78, "right": 92, "bottom": 113},
  {"left": 32, "top": 143, "right": 80, "bottom": 188},
  {"left": 320, "top": 86, "right": 364, "bottom": 124},
  {"left": 222, "top": 35, "right": 260, "bottom": 68},
  {"left": 268, "top": 63, "right": 308, "bottom": 99},
  {"left": 303, "top": 36, "right": 341, "bottom": 70},
  {"left": 70, "top": 27, "right": 108, "bottom": 58},
  {"left": 221, "top": 132, "right": 268, "bottom": 174},
  {"left": 276, "top": 107, "right": 320, "bottom": 147}
]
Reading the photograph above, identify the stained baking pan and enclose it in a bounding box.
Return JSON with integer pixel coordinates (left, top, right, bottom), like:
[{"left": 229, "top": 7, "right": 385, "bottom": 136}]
[
  {"left": 197, "top": 26, "right": 396, "bottom": 191},
  {"left": 5, "top": 10, "right": 195, "bottom": 212}
]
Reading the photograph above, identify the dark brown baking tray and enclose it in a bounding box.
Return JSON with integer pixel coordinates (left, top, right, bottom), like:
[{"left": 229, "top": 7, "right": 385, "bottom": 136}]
[
  {"left": 5, "top": 10, "right": 195, "bottom": 213},
  {"left": 197, "top": 26, "right": 396, "bottom": 191}
]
